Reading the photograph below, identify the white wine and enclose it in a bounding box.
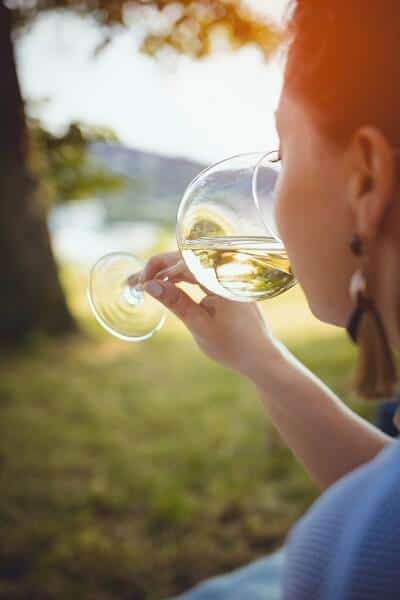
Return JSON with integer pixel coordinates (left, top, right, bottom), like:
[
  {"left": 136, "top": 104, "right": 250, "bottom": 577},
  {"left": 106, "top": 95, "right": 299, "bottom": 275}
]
[{"left": 181, "top": 236, "right": 296, "bottom": 302}]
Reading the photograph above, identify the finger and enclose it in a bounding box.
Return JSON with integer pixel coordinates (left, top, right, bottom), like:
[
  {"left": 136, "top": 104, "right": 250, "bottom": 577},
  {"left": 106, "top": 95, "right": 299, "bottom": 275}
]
[
  {"left": 143, "top": 280, "right": 208, "bottom": 331},
  {"left": 200, "top": 294, "right": 219, "bottom": 318},
  {"left": 200, "top": 293, "right": 238, "bottom": 318},
  {"left": 155, "top": 262, "right": 213, "bottom": 297},
  {"left": 154, "top": 260, "right": 197, "bottom": 285},
  {"left": 127, "top": 252, "right": 181, "bottom": 286},
  {"left": 201, "top": 293, "right": 268, "bottom": 326}
]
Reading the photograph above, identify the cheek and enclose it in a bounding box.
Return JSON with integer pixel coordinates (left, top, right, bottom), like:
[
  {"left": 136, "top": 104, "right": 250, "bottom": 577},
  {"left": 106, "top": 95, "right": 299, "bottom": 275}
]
[{"left": 274, "top": 160, "right": 355, "bottom": 326}]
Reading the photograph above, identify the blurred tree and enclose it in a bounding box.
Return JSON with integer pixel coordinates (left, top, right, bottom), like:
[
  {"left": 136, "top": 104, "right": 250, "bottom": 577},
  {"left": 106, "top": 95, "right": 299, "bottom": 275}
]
[
  {"left": 0, "top": 0, "right": 280, "bottom": 344},
  {"left": 29, "top": 121, "right": 126, "bottom": 207}
]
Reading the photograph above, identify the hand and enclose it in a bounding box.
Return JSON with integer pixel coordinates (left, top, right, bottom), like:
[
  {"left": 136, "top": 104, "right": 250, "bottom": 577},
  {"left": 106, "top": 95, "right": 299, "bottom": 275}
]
[{"left": 128, "top": 252, "right": 283, "bottom": 382}]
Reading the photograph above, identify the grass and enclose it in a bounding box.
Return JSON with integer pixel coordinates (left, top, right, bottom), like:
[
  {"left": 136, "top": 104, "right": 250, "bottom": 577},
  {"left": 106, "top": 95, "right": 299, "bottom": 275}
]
[{"left": 0, "top": 260, "right": 378, "bottom": 599}]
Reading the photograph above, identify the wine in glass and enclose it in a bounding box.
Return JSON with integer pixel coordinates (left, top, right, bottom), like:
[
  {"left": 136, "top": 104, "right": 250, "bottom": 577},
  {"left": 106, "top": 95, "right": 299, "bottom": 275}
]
[
  {"left": 88, "top": 151, "right": 295, "bottom": 341},
  {"left": 177, "top": 151, "right": 294, "bottom": 302}
]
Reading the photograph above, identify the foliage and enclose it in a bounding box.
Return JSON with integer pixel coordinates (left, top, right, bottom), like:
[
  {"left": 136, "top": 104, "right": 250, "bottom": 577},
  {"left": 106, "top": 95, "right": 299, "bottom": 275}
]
[
  {"left": 28, "top": 120, "right": 126, "bottom": 207},
  {"left": 11, "top": 1, "right": 281, "bottom": 60},
  {"left": 138, "top": 1, "right": 282, "bottom": 58},
  {"left": 1, "top": 0, "right": 282, "bottom": 342}
]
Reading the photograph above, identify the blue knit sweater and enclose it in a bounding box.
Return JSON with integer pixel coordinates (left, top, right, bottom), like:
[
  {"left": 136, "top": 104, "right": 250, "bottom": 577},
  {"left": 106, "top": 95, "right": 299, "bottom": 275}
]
[{"left": 282, "top": 436, "right": 400, "bottom": 599}]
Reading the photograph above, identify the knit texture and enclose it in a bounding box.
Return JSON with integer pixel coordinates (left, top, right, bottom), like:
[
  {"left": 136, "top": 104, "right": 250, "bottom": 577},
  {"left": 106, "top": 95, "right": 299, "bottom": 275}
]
[{"left": 283, "top": 437, "right": 400, "bottom": 599}]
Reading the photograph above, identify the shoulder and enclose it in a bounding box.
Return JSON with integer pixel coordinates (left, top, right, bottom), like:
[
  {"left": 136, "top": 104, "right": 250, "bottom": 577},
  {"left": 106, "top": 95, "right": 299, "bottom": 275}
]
[{"left": 283, "top": 440, "right": 400, "bottom": 600}]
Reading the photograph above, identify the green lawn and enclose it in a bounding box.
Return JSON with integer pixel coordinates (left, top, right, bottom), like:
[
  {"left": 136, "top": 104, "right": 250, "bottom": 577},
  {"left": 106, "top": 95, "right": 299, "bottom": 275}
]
[{"left": 0, "top": 264, "right": 377, "bottom": 599}]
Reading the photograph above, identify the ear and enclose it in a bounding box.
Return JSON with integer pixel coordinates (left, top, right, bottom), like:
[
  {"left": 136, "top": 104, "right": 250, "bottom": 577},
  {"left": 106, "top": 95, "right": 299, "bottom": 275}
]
[{"left": 347, "top": 126, "right": 396, "bottom": 241}]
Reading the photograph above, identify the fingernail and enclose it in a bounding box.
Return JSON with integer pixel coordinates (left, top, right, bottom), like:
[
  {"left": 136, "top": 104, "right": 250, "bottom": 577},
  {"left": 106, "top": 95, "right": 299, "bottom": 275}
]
[
  {"left": 154, "top": 271, "right": 170, "bottom": 282},
  {"left": 144, "top": 281, "right": 163, "bottom": 298},
  {"left": 154, "top": 270, "right": 166, "bottom": 280}
]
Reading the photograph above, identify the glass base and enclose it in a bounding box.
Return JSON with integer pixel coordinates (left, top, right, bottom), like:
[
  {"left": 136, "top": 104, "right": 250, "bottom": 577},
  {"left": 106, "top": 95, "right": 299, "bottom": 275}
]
[{"left": 88, "top": 252, "right": 166, "bottom": 342}]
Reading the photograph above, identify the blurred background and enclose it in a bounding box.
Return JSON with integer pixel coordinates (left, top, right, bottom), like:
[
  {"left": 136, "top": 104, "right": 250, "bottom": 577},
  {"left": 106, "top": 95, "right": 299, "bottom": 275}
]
[{"left": 0, "top": 1, "right": 376, "bottom": 598}]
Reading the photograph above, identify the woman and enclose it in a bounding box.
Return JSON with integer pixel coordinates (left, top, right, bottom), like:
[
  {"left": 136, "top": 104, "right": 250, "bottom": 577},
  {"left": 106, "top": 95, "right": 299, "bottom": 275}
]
[{"left": 131, "top": 2, "right": 400, "bottom": 598}]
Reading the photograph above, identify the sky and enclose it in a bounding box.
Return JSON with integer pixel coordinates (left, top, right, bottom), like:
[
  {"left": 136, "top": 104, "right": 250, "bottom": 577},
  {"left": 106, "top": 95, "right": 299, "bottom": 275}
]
[{"left": 17, "top": 1, "right": 288, "bottom": 164}]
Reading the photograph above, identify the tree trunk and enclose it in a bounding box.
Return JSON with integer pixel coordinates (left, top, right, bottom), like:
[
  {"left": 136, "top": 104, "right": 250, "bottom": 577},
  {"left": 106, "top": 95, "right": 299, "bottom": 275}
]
[{"left": 0, "top": 3, "right": 77, "bottom": 344}]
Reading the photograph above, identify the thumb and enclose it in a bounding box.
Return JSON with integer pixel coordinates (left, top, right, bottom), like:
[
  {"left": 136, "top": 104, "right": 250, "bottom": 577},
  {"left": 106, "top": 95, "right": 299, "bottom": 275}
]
[{"left": 144, "top": 280, "right": 209, "bottom": 332}]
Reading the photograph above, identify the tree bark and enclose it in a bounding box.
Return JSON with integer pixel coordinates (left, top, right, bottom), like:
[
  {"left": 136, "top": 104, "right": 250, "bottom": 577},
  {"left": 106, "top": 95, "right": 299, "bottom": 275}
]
[{"left": 0, "top": 3, "right": 77, "bottom": 344}]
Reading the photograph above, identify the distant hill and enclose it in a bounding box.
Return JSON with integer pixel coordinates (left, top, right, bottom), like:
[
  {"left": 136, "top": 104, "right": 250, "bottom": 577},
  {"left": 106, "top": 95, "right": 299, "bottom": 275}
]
[
  {"left": 90, "top": 142, "right": 207, "bottom": 227},
  {"left": 49, "top": 143, "right": 278, "bottom": 264},
  {"left": 88, "top": 143, "right": 277, "bottom": 230}
]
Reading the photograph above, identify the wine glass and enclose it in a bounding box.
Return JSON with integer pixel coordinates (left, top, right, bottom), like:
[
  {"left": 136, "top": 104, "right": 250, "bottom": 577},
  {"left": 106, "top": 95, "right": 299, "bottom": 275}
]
[
  {"left": 88, "top": 150, "right": 295, "bottom": 341},
  {"left": 88, "top": 252, "right": 167, "bottom": 342},
  {"left": 176, "top": 151, "right": 294, "bottom": 302}
]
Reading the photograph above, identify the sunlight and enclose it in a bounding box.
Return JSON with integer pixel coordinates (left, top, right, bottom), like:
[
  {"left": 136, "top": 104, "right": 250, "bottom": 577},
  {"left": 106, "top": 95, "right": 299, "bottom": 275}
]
[{"left": 17, "top": 10, "right": 283, "bottom": 163}]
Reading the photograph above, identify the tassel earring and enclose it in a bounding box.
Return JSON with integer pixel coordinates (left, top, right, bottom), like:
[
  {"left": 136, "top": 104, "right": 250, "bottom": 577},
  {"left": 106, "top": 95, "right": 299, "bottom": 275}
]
[{"left": 346, "top": 234, "right": 398, "bottom": 399}]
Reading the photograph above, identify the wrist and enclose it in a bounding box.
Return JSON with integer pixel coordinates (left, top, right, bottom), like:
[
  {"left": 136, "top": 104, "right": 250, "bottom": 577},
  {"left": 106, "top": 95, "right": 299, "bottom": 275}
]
[{"left": 242, "top": 338, "right": 289, "bottom": 389}]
